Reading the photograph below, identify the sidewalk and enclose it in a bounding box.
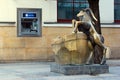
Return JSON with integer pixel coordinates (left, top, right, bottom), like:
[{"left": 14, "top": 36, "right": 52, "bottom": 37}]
[{"left": 0, "top": 60, "right": 119, "bottom": 80}]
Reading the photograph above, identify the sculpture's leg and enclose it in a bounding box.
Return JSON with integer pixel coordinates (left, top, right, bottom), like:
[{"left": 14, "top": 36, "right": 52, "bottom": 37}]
[
  {"left": 89, "top": 22, "right": 107, "bottom": 64},
  {"left": 100, "top": 48, "right": 107, "bottom": 65},
  {"left": 94, "top": 35, "right": 107, "bottom": 64},
  {"left": 86, "top": 41, "right": 94, "bottom": 64},
  {"left": 93, "top": 34, "right": 107, "bottom": 65},
  {"left": 72, "top": 19, "right": 76, "bottom": 28},
  {"left": 72, "top": 21, "right": 81, "bottom": 33},
  {"left": 72, "top": 19, "right": 77, "bottom": 33},
  {"left": 86, "top": 52, "right": 93, "bottom": 64},
  {"left": 93, "top": 35, "right": 107, "bottom": 65}
]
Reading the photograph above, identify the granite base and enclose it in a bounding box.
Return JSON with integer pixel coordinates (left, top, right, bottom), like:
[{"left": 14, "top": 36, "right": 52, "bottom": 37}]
[{"left": 50, "top": 63, "right": 109, "bottom": 75}]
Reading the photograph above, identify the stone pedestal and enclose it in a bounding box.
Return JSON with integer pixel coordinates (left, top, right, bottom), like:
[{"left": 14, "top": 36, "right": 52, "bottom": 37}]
[
  {"left": 50, "top": 63, "right": 109, "bottom": 75},
  {"left": 52, "top": 32, "right": 91, "bottom": 65}
]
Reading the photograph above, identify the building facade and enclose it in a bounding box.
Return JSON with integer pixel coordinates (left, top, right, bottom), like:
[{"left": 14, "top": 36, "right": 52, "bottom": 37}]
[
  {"left": 0, "top": 0, "right": 119, "bottom": 62},
  {"left": 0, "top": 0, "right": 115, "bottom": 23}
]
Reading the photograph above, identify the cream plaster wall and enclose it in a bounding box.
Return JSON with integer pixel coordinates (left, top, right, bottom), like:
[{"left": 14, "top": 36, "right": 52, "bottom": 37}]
[
  {"left": 0, "top": 0, "right": 16, "bottom": 22},
  {"left": 15, "top": 0, "right": 57, "bottom": 22},
  {"left": 0, "top": 0, "right": 57, "bottom": 22},
  {"left": 99, "top": 0, "right": 114, "bottom": 23},
  {"left": 0, "top": 0, "right": 114, "bottom": 23}
]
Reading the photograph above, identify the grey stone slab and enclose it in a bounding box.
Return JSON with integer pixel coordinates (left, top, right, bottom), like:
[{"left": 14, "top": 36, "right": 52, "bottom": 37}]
[{"left": 50, "top": 63, "right": 109, "bottom": 75}]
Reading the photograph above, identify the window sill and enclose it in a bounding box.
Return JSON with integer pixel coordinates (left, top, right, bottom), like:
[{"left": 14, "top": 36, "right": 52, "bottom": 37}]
[
  {"left": 43, "top": 23, "right": 72, "bottom": 27},
  {"left": 101, "top": 23, "right": 120, "bottom": 28},
  {"left": 0, "top": 22, "right": 16, "bottom": 26},
  {"left": 43, "top": 22, "right": 120, "bottom": 28}
]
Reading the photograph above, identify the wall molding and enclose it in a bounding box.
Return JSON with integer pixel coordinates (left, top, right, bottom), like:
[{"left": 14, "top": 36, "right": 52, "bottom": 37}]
[{"left": 0, "top": 22, "right": 16, "bottom": 26}]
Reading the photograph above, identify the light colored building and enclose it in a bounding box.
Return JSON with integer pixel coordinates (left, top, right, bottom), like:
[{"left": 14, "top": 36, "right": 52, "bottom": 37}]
[
  {"left": 0, "top": 0, "right": 119, "bottom": 62},
  {"left": 0, "top": 0, "right": 115, "bottom": 23}
]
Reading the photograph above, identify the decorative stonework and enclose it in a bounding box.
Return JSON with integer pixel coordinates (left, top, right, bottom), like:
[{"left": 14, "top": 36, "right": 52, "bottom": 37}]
[{"left": 52, "top": 32, "right": 92, "bottom": 65}]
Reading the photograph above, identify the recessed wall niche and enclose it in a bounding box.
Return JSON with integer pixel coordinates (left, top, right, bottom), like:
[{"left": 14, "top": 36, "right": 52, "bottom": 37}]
[{"left": 17, "top": 8, "right": 42, "bottom": 37}]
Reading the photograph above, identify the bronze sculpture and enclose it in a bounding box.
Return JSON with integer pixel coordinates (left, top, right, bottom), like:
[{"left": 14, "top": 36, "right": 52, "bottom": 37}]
[
  {"left": 52, "top": 8, "right": 109, "bottom": 65},
  {"left": 72, "top": 8, "right": 107, "bottom": 64}
]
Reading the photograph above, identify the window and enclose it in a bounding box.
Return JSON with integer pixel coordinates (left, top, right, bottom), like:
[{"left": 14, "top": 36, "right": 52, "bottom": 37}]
[
  {"left": 17, "top": 8, "right": 42, "bottom": 37},
  {"left": 114, "top": 0, "right": 120, "bottom": 23},
  {"left": 57, "top": 0, "right": 89, "bottom": 23}
]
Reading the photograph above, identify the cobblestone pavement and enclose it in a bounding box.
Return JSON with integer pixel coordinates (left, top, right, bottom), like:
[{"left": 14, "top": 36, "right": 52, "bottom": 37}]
[{"left": 0, "top": 60, "right": 119, "bottom": 80}]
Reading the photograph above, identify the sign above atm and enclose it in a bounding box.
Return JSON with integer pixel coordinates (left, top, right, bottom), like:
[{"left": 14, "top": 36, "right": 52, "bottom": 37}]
[{"left": 23, "top": 12, "right": 36, "bottom": 18}]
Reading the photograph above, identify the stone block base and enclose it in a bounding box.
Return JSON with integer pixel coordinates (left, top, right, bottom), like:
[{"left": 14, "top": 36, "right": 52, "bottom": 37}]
[{"left": 50, "top": 63, "right": 109, "bottom": 75}]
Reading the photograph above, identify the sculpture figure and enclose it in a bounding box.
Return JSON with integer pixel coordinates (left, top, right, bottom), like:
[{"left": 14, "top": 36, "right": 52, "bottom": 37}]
[
  {"left": 72, "top": 8, "right": 107, "bottom": 64},
  {"left": 51, "top": 8, "right": 109, "bottom": 75}
]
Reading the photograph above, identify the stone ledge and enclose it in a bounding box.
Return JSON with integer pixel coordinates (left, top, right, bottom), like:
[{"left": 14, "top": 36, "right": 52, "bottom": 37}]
[{"left": 50, "top": 63, "right": 109, "bottom": 75}]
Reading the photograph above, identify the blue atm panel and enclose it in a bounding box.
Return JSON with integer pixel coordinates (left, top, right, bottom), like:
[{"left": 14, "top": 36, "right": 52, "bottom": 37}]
[{"left": 23, "top": 12, "right": 37, "bottom": 18}]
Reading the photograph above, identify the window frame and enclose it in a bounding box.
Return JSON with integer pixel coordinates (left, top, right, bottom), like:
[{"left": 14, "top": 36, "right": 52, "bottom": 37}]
[
  {"left": 57, "top": 0, "right": 88, "bottom": 23},
  {"left": 114, "top": 0, "right": 120, "bottom": 23}
]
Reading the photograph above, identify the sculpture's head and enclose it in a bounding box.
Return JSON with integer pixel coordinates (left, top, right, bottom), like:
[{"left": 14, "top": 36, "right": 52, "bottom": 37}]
[
  {"left": 77, "top": 8, "right": 98, "bottom": 21},
  {"left": 76, "top": 10, "right": 85, "bottom": 21}
]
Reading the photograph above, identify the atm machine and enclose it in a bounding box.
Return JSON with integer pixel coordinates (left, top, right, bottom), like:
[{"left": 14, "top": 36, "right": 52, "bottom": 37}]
[{"left": 17, "top": 8, "right": 42, "bottom": 37}]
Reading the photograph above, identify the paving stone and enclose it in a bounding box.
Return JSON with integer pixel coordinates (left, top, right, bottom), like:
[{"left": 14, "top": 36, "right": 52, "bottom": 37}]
[{"left": 0, "top": 61, "right": 119, "bottom": 80}]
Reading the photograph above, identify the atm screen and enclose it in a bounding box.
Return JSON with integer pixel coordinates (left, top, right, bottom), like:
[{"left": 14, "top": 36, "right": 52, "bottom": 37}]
[{"left": 23, "top": 12, "right": 36, "bottom": 18}]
